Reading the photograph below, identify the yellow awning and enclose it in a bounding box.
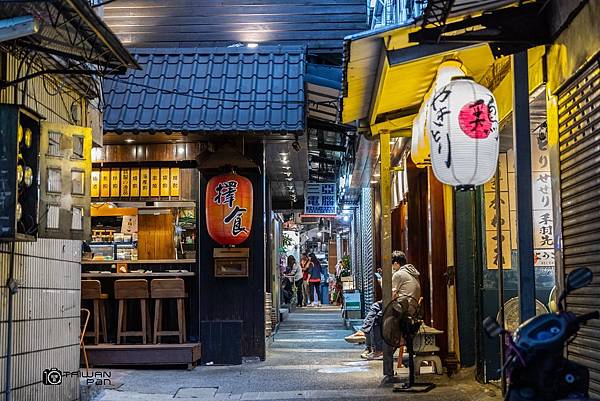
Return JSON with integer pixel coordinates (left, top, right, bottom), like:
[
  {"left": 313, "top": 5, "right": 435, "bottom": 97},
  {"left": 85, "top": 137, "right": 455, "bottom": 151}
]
[{"left": 342, "top": 19, "right": 545, "bottom": 136}]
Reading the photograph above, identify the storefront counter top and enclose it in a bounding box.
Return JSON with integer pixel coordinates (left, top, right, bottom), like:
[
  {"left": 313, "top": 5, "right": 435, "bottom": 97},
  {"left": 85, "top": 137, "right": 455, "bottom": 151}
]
[
  {"left": 81, "top": 271, "right": 196, "bottom": 278},
  {"left": 81, "top": 259, "right": 196, "bottom": 265}
]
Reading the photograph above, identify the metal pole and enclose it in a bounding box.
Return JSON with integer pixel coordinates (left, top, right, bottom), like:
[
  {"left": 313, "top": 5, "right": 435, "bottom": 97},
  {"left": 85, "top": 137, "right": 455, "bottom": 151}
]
[
  {"left": 379, "top": 129, "right": 394, "bottom": 378},
  {"left": 494, "top": 166, "right": 506, "bottom": 395},
  {"left": 512, "top": 51, "right": 536, "bottom": 322}
]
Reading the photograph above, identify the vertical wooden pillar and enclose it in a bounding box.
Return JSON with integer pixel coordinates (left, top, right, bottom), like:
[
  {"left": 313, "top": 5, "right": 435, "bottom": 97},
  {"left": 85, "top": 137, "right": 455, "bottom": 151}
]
[{"left": 379, "top": 130, "right": 394, "bottom": 377}]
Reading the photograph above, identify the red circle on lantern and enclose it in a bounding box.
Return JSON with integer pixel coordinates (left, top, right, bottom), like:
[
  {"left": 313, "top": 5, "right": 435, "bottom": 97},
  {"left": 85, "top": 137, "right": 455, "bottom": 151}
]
[
  {"left": 206, "top": 173, "right": 253, "bottom": 245},
  {"left": 458, "top": 100, "right": 493, "bottom": 139}
]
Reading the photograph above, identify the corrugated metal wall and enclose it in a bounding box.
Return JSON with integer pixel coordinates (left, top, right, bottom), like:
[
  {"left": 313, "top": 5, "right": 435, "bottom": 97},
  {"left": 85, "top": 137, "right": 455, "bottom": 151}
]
[
  {"left": 558, "top": 56, "right": 600, "bottom": 398},
  {"left": 360, "top": 187, "right": 374, "bottom": 309},
  {"left": 0, "top": 240, "right": 81, "bottom": 401},
  {"left": 0, "top": 53, "right": 86, "bottom": 401}
]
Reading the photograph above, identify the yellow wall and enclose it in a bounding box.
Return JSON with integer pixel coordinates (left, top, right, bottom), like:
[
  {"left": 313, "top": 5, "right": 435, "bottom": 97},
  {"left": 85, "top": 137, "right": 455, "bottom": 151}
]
[{"left": 546, "top": 0, "right": 600, "bottom": 95}]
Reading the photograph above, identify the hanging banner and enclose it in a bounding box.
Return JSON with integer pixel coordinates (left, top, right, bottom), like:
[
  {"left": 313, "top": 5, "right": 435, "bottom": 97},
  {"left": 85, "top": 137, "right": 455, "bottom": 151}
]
[
  {"left": 100, "top": 170, "right": 110, "bottom": 197},
  {"left": 206, "top": 172, "right": 253, "bottom": 245},
  {"left": 304, "top": 182, "right": 337, "bottom": 215},
  {"left": 120, "top": 169, "right": 130, "bottom": 197},
  {"left": 91, "top": 171, "right": 100, "bottom": 198},
  {"left": 170, "top": 168, "right": 180, "bottom": 197},
  {"left": 160, "top": 168, "right": 170, "bottom": 196},
  {"left": 140, "top": 168, "right": 150, "bottom": 197},
  {"left": 110, "top": 169, "right": 120, "bottom": 197},
  {"left": 150, "top": 168, "right": 160, "bottom": 197},
  {"left": 130, "top": 168, "right": 140, "bottom": 197}
]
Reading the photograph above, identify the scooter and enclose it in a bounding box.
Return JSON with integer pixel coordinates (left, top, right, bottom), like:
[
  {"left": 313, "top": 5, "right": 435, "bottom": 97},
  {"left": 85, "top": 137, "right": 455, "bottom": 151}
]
[{"left": 483, "top": 267, "right": 599, "bottom": 401}]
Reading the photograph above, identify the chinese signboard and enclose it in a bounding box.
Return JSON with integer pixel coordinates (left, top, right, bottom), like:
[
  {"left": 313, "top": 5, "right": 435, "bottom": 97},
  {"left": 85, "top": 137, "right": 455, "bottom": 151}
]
[
  {"left": 304, "top": 183, "right": 337, "bottom": 215},
  {"left": 205, "top": 172, "right": 253, "bottom": 245}
]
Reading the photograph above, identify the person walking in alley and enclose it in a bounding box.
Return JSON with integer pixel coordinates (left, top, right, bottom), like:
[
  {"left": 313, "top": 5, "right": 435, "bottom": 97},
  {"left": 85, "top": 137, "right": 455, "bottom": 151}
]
[
  {"left": 307, "top": 253, "right": 323, "bottom": 307},
  {"left": 300, "top": 253, "right": 310, "bottom": 306},
  {"left": 286, "top": 255, "right": 304, "bottom": 307}
]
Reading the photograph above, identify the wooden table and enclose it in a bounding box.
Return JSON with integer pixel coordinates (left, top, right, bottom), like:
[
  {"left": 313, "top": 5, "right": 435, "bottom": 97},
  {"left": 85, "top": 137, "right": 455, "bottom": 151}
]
[{"left": 81, "top": 272, "right": 195, "bottom": 278}]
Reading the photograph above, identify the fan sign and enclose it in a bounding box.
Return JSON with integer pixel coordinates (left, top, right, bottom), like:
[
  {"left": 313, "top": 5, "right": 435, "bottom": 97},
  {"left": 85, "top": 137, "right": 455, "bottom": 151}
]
[
  {"left": 206, "top": 173, "right": 253, "bottom": 245},
  {"left": 427, "top": 77, "right": 499, "bottom": 188}
]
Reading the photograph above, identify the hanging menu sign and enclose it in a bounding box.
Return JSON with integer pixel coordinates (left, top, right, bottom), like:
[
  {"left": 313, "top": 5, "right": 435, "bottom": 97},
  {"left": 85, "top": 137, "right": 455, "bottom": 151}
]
[
  {"left": 130, "top": 168, "right": 140, "bottom": 197},
  {"left": 140, "top": 168, "right": 150, "bottom": 197},
  {"left": 150, "top": 168, "right": 160, "bottom": 197},
  {"left": 160, "top": 168, "right": 170, "bottom": 196},
  {"left": 91, "top": 171, "right": 100, "bottom": 198},
  {"left": 170, "top": 168, "right": 180, "bottom": 197},
  {"left": 304, "top": 182, "right": 337, "bottom": 215},
  {"left": 120, "top": 169, "right": 130, "bottom": 197},
  {"left": 110, "top": 169, "right": 120, "bottom": 197},
  {"left": 100, "top": 170, "right": 110, "bottom": 197}
]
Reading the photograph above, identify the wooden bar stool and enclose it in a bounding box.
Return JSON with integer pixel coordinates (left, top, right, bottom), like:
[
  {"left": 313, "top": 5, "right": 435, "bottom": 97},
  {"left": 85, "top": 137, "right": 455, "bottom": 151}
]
[
  {"left": 114, "top": 279, "right": 150, "bottom": 345},
  {"left": 81, "top": 280, "right": 108, "bottom": 344},
  {"left": 151, "top": 278, "right": 187, "bottom": 344}
]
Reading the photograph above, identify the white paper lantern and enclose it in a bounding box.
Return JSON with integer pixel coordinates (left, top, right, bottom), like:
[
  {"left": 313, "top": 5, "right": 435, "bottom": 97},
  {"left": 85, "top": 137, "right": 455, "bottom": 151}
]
[
  {"left": 411, "top": 61, "right": 465, "bottom": 168},
  {"left": 427, "top": 76, "right": 499, "bottom": 189}
]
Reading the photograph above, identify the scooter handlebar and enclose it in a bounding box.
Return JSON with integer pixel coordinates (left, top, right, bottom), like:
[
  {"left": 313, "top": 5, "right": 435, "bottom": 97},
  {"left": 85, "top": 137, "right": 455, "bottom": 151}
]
[{"left": 573, "top": 311, "right": 600, "bottom": 326}]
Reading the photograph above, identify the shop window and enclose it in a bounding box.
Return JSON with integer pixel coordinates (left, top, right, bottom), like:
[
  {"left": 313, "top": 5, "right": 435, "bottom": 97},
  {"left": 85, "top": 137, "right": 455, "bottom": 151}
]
[
  {"left": 72, "top": 135, "right": 84, "bottom": 159},
  {"left": 46, "top": 205, "right": 60, "bottom": 229},
  {"left": 71, "top": 170, "right": 84, "bottom": 195},
  {"left": 71, "top": 207, "right": 83, "bottom": 230},
  {"left": 47, "top": 168, "right": 62, "bottom": 193},
  {"left": 47, "top": 132, "right": 62, "bottom": 157}
]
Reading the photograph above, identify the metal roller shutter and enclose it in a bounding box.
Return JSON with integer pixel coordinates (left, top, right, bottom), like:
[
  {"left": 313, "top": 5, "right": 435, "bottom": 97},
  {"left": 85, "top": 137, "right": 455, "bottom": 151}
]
[
  {"left": 558, "top": 55, "right": 600, "bottom": 397},
  {"left": 361, "top": 187, "right": 375, "bottom": 308}
]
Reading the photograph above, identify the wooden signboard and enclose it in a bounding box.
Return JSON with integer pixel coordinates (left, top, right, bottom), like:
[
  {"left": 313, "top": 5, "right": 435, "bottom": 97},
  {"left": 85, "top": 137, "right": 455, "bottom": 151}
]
[
  {"left": 140, "top": 168, "right": 150, "bottom": 197},
  {"left": 130, "top": 168, "right": 140, "bottom": 197},
  {"left": 170, "top": 168, "right": 180, "bottom": 197},
  {"left": 91, "top": 171, "right": 100, "bottom": 198},
  {"left": 120, "top": 169, "right": 130, "bottom": 197},
  {"left": 100, "top": 170, "right": 110, "bottom": 197},
  {"left": 150, "top": 168, "right": 160, "bottom": 197},
  {"left": 110, "top": 169, "right": 120, "bottom": 197},
  {"left": 160, "top": 168, "right": 170, "bottom": 196}
]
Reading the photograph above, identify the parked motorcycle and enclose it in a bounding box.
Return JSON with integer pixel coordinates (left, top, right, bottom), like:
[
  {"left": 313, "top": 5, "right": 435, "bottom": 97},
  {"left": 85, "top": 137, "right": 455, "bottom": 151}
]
[{"left": 483, "top": 267, "right": 598, "bottom": 401}]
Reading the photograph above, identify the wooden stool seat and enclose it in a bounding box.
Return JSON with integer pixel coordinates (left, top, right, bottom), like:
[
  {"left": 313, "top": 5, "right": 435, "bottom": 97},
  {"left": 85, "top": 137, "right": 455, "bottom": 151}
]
[
  {"left": 151, "top": 278, "right": 187, "bottom": 344},
  {"left": 115, "top": 279, "right": 150, "bottom": 345},
  {"left": 81, "top": 280, "right": 108, "bottom": 344}
]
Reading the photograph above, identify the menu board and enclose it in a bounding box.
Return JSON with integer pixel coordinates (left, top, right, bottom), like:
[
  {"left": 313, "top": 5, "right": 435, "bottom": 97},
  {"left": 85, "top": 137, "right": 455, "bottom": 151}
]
[{"left": 92, "top": 167, "right": 182, "bottom": 199}]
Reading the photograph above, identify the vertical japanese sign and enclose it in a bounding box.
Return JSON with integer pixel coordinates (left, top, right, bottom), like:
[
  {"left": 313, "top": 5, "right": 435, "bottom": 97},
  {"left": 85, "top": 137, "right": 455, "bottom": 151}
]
[
  {"left": 160, "top": 168, "right": 170, "bottom": 196},
  {"left": 140, "top": 168, "right": 150, "bottom": 197},
  {"left": 484, "top": 153, "right": 512, "bottom": 269},
  {"left": 110, "top": 169, "right": 120, "bottom": 197},
  {"left": 100, "top": 170, "right": 110, "bottom": 197},
  {"left": 205, "top": 172, "right": 253, "bottom": 245},
  {"left": 170, "top": 168, "right": 180, "bottom": 197},
  {"left": 130, "top": 168, "right": 140, "bottom": 197},
  {"left": 91, "top": 171, "right": 100, "bottom": 198},
  {"left": 120, "top": 169, "right": 130, "bottom": 197},
  {"left": 304, "top": 183, "right": 337, "bottom": 215},
  {"left": 150, "top": 168, "right": 160, "bottom": 197},
  {"left": 531, "top": 132, "right": 555, "bottom": 268}
]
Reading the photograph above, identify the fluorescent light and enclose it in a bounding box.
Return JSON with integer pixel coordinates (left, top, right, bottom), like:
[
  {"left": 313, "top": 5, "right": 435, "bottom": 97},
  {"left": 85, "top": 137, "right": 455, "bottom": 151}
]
[
  {"left": 247, "top": 43, "right": 258, "bottom": 48},
  {"left": 317, "top": 232, "right": 322, "bottom": 237},
  {"left": 282, "top": 159, "right": 289, "bottom": 164},
  {"left": 343, "top": 215, "right": 350, "bottom": 222},
  {"left": 124, "top": 138, "right": 135, "bottom": 143}
]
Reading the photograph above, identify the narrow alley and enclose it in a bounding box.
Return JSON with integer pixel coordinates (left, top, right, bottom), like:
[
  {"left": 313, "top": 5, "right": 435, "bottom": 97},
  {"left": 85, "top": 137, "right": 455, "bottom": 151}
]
[{"left": 92, "top": 307, "right": 497, "bottom": 401}]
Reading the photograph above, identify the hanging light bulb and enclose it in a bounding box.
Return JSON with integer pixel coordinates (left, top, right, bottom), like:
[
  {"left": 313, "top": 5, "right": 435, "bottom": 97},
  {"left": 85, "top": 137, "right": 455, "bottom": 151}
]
[
  {"left": 24, "top": 128, "right": 32, "bottom": 148},
  {"left": 17, "top": 165, "right": 23, "bottom": 183},
  {"left": 15, "top": 202, "right": 22, "bottom": 221},
  {"left": 24, "top": 166, "right": 33, "bottom": 187}
]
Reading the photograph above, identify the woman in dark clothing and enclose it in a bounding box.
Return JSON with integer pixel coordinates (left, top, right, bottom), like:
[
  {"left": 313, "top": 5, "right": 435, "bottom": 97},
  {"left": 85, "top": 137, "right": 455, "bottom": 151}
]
[
  {"left": 307, "top": 253, "right": 323, "bottom": 307},
  {"left": 286, "top": 255, "right": 304, "bottom": 307}
]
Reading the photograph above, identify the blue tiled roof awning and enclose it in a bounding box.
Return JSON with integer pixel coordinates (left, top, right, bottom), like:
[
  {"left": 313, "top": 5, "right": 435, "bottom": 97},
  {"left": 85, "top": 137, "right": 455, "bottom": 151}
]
[{"left": 103, "top": 47, "right": 306, "bottom": 134}]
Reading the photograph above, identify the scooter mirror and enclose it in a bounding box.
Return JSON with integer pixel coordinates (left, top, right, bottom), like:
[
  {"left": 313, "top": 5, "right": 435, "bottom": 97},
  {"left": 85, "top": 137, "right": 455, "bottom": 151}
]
[
  {"left": 483, "top": 316, "right": 504, "bottom": 338},
  {"left": 566, "top": 267, "right": 593, "bottom": 292}
]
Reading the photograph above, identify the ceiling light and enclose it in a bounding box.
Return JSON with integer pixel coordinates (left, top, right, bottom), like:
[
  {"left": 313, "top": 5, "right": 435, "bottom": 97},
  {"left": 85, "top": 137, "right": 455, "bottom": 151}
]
[
  {"left": 285, "top": 172, "right": 292, "bottom": 176},
  {"left": 370, "top": 180, "right": 378, "bottom": 184},
  {"left": 343, "top": 215, "right": 350, "bottom": 222},
  {"left": 373, "top": 173, "right": 380, "bottom": 177},
  {"left": 283, "top": 166, "right": 291, "bottom": 170},
  {"left": 247, "top": 43, "right": 259, "bottom": 48},
  {"left": 286, "top": 177, "right": 293, "bottom": 181},
  {"left": 282, "top": 159, "right": 289, "bottom": 164},
  {"left": 317, "top": 232, "right": 322, "bottom": 237},
  {"left": 125, "top": 138, "right": 135, "bottom": 143}
]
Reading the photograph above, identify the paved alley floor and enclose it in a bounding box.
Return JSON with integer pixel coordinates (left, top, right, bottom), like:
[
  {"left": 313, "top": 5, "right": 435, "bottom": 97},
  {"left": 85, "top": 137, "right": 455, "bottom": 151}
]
[{"left": 91, "top": 306, "right": 499, "bottom": 401}]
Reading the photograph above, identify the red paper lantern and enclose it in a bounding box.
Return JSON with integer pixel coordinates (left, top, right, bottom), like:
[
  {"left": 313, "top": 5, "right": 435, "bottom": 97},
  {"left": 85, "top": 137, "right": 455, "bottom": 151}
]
[{"left": 206, "top": 172, "right": 253, "bottom": 245}]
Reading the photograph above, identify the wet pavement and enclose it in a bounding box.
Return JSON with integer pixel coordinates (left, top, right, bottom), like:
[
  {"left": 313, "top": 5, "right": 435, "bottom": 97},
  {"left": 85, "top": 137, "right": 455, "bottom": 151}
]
[{"left": 90, "top": 306, "right": 499, "bottom": 401}]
